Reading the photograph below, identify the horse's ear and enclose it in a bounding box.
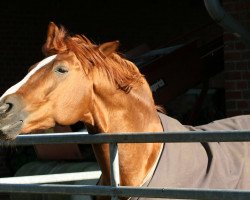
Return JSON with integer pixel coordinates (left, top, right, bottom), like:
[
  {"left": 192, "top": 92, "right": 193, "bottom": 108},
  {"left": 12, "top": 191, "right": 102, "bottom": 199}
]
[
  {"left": 45, "top": 22, "right": 60, "bottom": 48},
  {"left": 43, "top": 22, "right": 67, "bottom": 56},
  {"left": 47, "top": 22, "right": 59, "bottom": 41},
  {"left": 98, "top": 41, "right": 119, "bottom": 57}
]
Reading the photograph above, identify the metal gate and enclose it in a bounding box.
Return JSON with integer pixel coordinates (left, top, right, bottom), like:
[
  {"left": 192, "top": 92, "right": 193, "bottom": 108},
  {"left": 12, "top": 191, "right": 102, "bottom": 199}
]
[{"left": 1, "top": 130, "right": 250, "bottom": 200}]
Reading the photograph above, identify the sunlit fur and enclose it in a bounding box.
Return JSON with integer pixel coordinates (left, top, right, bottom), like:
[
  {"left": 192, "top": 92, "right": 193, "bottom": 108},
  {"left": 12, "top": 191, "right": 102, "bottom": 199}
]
[{"left": 1, "top": 22, "right": 164, "bottom": 199}]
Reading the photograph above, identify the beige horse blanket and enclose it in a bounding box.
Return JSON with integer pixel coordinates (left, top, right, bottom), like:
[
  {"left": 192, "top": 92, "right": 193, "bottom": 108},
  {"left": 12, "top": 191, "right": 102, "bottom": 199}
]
[{"left": 131, "top": 114, "right": 250, "bottom": 200}]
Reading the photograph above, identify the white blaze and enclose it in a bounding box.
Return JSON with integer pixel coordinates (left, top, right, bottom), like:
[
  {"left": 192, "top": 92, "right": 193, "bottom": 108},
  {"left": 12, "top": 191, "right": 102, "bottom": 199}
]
[{"left": 0, "top": 55, "right": 57, "bottom": 101}]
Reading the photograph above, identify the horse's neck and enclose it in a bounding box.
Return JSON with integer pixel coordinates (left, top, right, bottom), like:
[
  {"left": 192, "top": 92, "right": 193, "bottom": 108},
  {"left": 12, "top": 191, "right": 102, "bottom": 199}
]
[
  {"left": 88, "top": 78, "right": 162, "bottom": 133},
  {"left": 85, "top": 79, "right": 163, "bottom": 187}
]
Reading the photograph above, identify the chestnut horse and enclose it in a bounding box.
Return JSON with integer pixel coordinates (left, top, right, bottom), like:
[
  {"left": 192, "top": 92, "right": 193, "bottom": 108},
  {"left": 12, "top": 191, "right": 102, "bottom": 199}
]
[
  {"left": 1, "top": 22, "right": 250, "bottom": 200},
  {"left": 0, "top": 22, "right": 163, "bottom": 189}
]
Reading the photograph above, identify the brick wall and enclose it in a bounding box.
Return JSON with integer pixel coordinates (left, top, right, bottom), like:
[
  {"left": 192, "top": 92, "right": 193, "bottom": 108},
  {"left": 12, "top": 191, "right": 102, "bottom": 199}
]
[{"left": 223, "top": 0, "right": 250, "bottom": 116}]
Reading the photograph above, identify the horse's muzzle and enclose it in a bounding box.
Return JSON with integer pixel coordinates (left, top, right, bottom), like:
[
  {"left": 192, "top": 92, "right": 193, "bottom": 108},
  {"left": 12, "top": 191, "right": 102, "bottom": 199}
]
[{"left": 0, "top": 94, "right": 27, "bottom": 140}]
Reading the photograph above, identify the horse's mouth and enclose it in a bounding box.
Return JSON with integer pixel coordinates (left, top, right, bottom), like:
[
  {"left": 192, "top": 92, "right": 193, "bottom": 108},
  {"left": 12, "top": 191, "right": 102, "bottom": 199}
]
[
  {"left": 0, "top": 120, "right": 23, "bottom": 140},
  {"left": 1, "top": 120, "right": 23, "bottom": 132}
]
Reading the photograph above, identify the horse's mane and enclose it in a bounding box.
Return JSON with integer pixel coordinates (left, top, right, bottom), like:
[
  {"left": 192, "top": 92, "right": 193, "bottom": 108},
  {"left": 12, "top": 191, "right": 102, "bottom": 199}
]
[{"left": 42, "top": 26, "right": 143, "bottom": 93}]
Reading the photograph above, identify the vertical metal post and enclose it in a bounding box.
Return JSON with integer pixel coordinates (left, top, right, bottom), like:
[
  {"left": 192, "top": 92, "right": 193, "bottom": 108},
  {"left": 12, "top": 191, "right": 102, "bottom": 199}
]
[{"left": 109, "top": 143, "right": 120, "bottom": 200}]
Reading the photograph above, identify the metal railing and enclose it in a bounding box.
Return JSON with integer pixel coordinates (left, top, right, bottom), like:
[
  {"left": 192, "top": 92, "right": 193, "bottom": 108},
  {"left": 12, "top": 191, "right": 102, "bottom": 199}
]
[{"left": 1, "top": 130, "right": 250, "bottom": 200}]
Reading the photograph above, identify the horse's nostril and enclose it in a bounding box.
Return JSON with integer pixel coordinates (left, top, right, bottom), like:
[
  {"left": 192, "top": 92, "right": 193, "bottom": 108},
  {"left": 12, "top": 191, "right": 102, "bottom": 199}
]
[
  {"left": 6, "top": 103, "right": 13, "bottom": 113},
  {"left": 0, "top": 103, "right": 10, "bottom": 114}
]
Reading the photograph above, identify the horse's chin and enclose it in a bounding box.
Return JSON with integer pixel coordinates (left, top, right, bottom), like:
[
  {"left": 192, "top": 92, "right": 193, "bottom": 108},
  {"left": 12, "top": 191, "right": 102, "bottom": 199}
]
[{"left": 0, "top": 120, "right": 23, "bottom": 140}]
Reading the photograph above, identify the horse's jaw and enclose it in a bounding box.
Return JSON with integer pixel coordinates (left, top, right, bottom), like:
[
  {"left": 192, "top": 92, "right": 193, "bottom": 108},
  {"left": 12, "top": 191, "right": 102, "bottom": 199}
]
[{"left": 0, "top": 94, "right": 27, "bottom": 140}]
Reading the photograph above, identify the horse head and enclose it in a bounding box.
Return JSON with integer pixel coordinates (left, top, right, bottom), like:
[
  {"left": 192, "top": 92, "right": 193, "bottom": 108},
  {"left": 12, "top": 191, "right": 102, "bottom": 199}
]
[{"left": 0, "top": 22, "right": 155, "bottom": 140}]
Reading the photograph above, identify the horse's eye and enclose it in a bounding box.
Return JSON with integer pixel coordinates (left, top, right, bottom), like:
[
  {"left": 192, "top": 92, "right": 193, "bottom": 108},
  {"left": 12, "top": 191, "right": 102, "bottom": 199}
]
[{"left": 55, "top": 66, "right": 68, "bottom": 74}]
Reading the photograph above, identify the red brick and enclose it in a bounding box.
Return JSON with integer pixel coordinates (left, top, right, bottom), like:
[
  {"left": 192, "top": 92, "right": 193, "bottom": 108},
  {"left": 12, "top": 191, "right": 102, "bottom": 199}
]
[
  {"left": 225, "top": 80, "right": 236, "bottom": 90},
  {"left": 235, "top": 42, "right": 246, "bottom": 50},
  {"left": 224, "top": 51, "right": 242, "bottom": 60},
  {"left": 224, "top": 62, "right": 235, "bottom": 70},
  {"left": 237, "top": 81, "right": 248, "bottom": 89},
  {"left": 235, "top": 61, "right": 249, "bottom": 70},
  {"left": 237, "top": 100, "right": 248, "bottom": 109},
  {"left": 224, "top": 80, "right": 237, "bottom": 90},
  {"left": 242, "top": 71, "right": 250, "bottom": 79},
  {"left": 225, "top": 71, "right": 242, "bottom": 80},
  {"left": 225, "top": 91, "right": 242, "bottom": 99}
]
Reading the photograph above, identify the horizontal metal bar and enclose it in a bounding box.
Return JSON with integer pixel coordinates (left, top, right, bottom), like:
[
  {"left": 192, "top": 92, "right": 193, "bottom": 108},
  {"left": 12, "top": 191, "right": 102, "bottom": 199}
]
[
  {"left": 3, "top": 130, "right": 250, "bottom": 146},
  {"left": 0, "top": 184, "right": 249, "bottom": 200},
  {"left": 0, "top": 171, "right": 101, "bottom": 184}
]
